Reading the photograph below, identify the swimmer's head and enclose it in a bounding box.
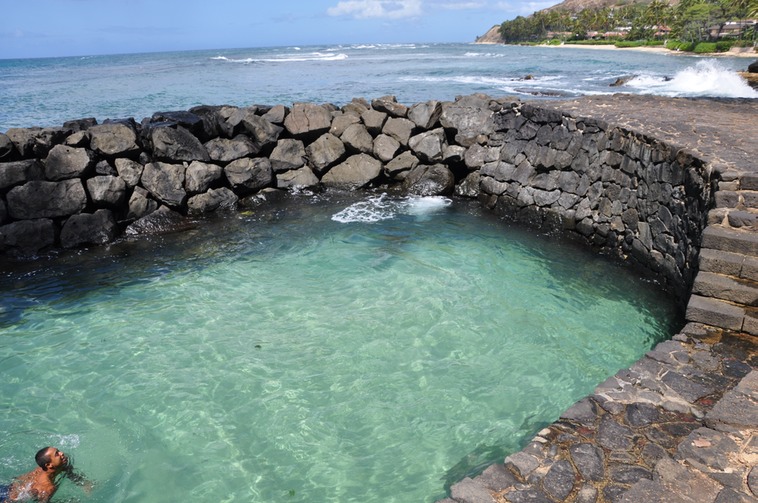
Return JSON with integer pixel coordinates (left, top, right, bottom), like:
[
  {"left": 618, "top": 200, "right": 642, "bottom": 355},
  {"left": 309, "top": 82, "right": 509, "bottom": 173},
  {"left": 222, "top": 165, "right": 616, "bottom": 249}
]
[{"left": 35, "top": 447, "right": 68, "bottom": 472}]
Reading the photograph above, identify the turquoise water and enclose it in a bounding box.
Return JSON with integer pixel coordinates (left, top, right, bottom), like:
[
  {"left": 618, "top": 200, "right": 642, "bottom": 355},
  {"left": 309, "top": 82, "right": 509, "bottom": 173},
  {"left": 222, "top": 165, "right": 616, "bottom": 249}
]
[
  {"left": 1, "top": 43, "right": 755, "bottom": 130},
  {"left": 0, "top": 194, "right": 678, "bottom": 502}
]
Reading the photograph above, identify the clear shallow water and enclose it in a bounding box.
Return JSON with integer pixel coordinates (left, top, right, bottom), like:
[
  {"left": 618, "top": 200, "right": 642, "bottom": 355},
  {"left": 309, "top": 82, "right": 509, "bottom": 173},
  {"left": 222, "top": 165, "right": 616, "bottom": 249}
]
[
  {"left": 1, "top": 43, "right": 755, "bottom": 130},
  {"left": 0, "top": 194, "right": 678, "bottom": 502}
]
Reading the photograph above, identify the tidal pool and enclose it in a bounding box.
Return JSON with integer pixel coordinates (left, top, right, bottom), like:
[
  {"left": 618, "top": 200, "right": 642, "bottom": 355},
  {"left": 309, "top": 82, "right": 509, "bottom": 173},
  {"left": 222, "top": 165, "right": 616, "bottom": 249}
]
[{"left": 0, "top": 193, "right": 679, "bottom": 502}]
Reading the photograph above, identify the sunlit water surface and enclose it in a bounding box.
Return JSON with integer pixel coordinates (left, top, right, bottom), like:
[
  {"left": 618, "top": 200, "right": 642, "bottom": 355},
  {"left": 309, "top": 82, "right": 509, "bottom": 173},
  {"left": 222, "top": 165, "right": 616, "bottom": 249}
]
[{"left": 0, "top": 194, "right": 678, "bottom": 502}]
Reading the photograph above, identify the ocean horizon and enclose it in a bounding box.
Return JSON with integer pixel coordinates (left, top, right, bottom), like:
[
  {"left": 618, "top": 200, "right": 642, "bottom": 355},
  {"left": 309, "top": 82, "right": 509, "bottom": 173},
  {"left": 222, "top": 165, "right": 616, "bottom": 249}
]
[{"left": 1, "top": 42, "right": 756, "bottom": 131}]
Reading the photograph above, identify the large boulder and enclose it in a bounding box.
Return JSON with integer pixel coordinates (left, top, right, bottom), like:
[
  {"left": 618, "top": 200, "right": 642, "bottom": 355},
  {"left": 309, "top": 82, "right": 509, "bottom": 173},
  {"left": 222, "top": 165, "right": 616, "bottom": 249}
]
[
  {"left": 341, "top": 123, "right": 373, "bottom": 154},
  {"left": 342, "top": 97, "right": 370, "bottom": 116},
  {"left": 443, "top": 145, "right": 466, "bottom": 164},
  {"left": 114, "top": 158, "right": 144, "bottom": 188},
  {"left": 187, "top": 187, "right": 238, "bottom": 215},
  {"left": 44, "top": 145, "right": 93, "bottom": 180},
  {"left": 127, "top": 186, "right": 158, "bottom": 220},
  {"left": 371, "top": 96, "right": 408, "bottom": 118},
  {"left": 125, "top": 205, "right": 186, "bottom": 236},
  {"left": 63, "top": 118, "right": 97, "bottom": 132},
  {"left": 373, "top": 134, "right": 401, "bottom": 163},
  {"left": 186, "top": 161, "right": 223, "bottom": 194},
  {"left": 321, "top": 154, "right": 382, "bottom": 189},
  {"left": 89, "top": 123, "right": 140, "bottom": 157},
  {"left": 147, "top": 110, "right": 208, "bottom": 140},
  {"left": 224, "top": 157, "right": 274, "bottom": 194},
  {"left": 330, "top": 113, "right": 361, "bottom": 137},
  {"left": 60, "top": 209, "right": 118, "bottom": 248},
  {"left": 440, "top": 95, "right": 496, "bottom": 147},
  {"left": 188, "top": 105, "right": 229, "bottom": 139},
  {"left": 456, "top": 172, "right": 481, "bottom": 198},
  {"left": 204, "top": 135, "right": 259, "bottom": 162},
  {"left": 361, "top": 109, "right": 388, "bottom": 135},
  {"left": 270, "top": 139, "right": 306, "bottom": 173},
  {"left": 7, "top": 179, "right": 87, "bottom": 219},
  {"left": 385, "top": 151, "right": 419, "bottom": 181},
  {"left": 0, "top": 160, "right": 43, "bottom": 190},
  {"left": 5, "top": 127, "right": 68, "bottom": 158},
  {"left": 262, "top": 104, "right": 288, "bottom": 125},
  {"left": 0, "top": 219, "right": 56, "bottom": 254},
  {"left": 401, "top": 164, "right": 455, "bottom": 196},
  {"left": 276, "top": 167, "right": 320, "bottom": 190},
  {"left": 223, "top": 106, "right": 258, "bottom": 136},
  {"left": 748, "top": 60, "right": 758, "bottom": 73},
  {"left": 87, "top": 175, "right": 127, "bottom": 208},
  {"left": 306, "top": 133, "right": 346, "bottom": 174},
  {"left": 141, "top": 162, "right": 187, "bottom": 207},
  {"left": 284, "top": 103, "right": 332, "bottom": 138},
  {"left": 408, "top": 100, "right": 442, "bottom": 129},
  {"left": 409, "top": 128, "right": 447, "bottom": 163},
  {"left": 150, "top": 126, "right": 210, "bottom": 162},
  {"left": 235, "top": 113, "right": 283, "bottom": 148},
  {"left": 0, "top": 133, "right": 16, "bottom": 161},
  {"left": 382, "top": 117, "right": 415, "bottom": 146},
  {"left": 64, "top": 131, "right": 89, "bottom": 148}
]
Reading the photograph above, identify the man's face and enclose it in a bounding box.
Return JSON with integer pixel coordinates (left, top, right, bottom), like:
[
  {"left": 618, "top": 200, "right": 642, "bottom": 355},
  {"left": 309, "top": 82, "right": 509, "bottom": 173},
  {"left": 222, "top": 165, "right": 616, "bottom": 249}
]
[{"left": 46, "top": 448, "right": 68, "bottom": 470}]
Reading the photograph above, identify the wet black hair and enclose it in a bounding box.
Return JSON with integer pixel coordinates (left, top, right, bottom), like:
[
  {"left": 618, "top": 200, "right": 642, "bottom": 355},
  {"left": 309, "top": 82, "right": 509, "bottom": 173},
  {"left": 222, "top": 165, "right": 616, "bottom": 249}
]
[{"left": 35, "top": 447, "right": 53, "bottom": 470}]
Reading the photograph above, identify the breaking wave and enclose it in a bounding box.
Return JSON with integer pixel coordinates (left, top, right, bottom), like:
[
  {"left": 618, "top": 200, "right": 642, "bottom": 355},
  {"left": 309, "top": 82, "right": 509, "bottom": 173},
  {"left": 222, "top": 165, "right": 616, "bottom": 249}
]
[
  {"left": 332, "top": 194, "right": 452, "bottom": 223},
  {"left": 626, "top": 59, "right": 758, "bottom": 98},
  {"left": 212, "top": 52, "right": 348, "bottom": 64}
]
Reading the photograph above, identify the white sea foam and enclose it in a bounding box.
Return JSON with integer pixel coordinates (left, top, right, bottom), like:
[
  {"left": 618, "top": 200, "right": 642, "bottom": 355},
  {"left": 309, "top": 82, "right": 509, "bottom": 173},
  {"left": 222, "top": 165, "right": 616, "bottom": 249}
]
[
  {"left": 398, "top": 74, "right": 611, "bottom": 97},
  {"left": 401, "top": 196, "right": 453, "bottom": 215},
  {"left": 332, "top": 194, "right": 397, "bottom": 223},
  {"left": 332, "top": 195, "right": 452, "bottom": 223},
  {"left": 627, "top": 59, "right": 758, "bottom": 98},
  {"left": 464, "top": 52, "right": 506, "bottom": 58},
  {"left": 212, "top": 53, "right": 348, "bottom": 64}
]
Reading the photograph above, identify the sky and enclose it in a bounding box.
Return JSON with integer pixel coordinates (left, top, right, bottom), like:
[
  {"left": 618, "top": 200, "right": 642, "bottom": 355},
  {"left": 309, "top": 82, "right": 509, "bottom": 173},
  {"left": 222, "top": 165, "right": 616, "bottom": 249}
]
[{"left": 0, "top": 0, "right": 560, "bottom": 59}]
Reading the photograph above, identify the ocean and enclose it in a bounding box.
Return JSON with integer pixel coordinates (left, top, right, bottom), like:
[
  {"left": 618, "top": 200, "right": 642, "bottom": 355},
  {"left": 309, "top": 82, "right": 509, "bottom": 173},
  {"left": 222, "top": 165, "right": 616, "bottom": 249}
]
[{"left": 0, "top": 43, "right": 755, "bottom": 131}]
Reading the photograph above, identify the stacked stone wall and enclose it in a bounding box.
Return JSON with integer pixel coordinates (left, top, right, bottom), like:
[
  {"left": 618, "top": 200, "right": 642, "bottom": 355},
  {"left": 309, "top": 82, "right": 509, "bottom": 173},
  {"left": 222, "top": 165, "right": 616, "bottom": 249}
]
[
  {"left": 0, "top": 94, "right": 713, "bottom": 300},
  {"left": 475, "top": 102, "right": 714, "bottom": 300}
]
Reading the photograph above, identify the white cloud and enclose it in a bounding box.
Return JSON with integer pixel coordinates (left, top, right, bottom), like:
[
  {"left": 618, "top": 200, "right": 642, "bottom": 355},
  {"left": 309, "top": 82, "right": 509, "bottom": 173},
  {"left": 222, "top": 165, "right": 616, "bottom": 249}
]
[{"left": 327, "top": 0, "right": 423, "bottom": 19}]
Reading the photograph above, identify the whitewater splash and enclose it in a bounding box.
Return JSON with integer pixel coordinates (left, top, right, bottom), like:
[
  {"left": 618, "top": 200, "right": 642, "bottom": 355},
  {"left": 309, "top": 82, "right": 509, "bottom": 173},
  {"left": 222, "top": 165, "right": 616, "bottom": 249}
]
[
  {"left": 626, "top": 59, "right": 758, "bottom": 98},
  {"left": 331, "top": 194, "right": 452, "bottom": 223},
  {"left": 212, "top": 52, "right": 348, "bottom": 64}
]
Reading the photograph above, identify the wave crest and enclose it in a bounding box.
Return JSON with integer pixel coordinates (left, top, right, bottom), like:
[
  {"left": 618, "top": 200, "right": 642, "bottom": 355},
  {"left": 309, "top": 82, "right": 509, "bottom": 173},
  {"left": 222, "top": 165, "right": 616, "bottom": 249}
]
[
  {"left": 627, "top": 59, "right": 758, "bottom": 98},
  {"left": 212, "top": 52, "right": 348, "bottom": 64},
  {"left": 332, "top": 195, "right": 452, "bottom": 223}
]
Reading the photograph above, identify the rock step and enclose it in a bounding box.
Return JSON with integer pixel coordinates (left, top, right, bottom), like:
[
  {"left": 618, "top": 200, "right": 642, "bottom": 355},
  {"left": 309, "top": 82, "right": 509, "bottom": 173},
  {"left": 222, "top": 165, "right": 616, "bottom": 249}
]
[
  {"left": 691, "top": 271, "right": 758, "bottom": 306},
  {"left": 698, "top": 248, "right": 758, "bottom": 282},
  {"left": 700, "top": 226, "right": 758, "bottom": 256},
  {"left": 684, "top": 294, "right": 758, "bottom": 336}
]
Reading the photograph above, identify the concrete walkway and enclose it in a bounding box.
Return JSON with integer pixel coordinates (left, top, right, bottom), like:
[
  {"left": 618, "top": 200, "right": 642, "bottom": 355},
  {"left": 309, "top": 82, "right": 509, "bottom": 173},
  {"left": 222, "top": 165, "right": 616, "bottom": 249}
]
[{"left": 437, "top": 95, "right": 758, "bottom": 503}]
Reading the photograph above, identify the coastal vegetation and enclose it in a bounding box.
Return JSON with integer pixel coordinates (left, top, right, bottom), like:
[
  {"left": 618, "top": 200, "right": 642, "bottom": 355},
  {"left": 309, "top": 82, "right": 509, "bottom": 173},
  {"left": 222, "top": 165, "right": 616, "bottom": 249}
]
[{"left": 497, "top": 0, "right": 758, "bottom": 53}]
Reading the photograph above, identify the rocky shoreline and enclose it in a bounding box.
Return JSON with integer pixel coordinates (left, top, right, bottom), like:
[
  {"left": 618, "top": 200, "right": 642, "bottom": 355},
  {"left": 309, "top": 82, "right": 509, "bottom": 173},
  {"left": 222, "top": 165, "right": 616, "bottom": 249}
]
[{"left": 1, "top": 94, "right": 756, "bottom": 502}]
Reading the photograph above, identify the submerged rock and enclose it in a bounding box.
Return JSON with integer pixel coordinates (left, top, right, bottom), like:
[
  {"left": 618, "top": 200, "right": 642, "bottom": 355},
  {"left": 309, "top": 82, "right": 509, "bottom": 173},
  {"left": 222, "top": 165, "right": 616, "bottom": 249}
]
[
  {"left": 125, "top": 205, "right": 189, "bottom": 236},
  {"left": 60, "top": 209, "right": 118, "bottom": 248}
]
